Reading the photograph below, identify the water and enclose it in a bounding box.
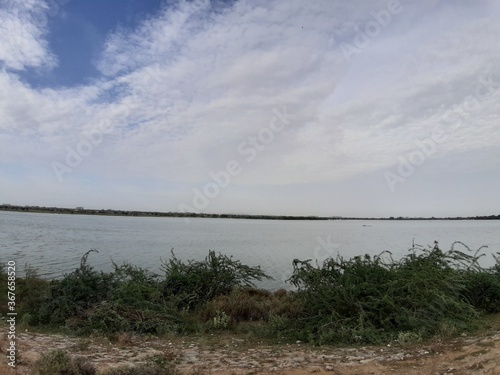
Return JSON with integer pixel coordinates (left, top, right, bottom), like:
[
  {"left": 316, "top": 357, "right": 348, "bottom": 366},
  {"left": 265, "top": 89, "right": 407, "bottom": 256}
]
[{"left": 1, "top": 211, "right": 499, "bottom": 289}]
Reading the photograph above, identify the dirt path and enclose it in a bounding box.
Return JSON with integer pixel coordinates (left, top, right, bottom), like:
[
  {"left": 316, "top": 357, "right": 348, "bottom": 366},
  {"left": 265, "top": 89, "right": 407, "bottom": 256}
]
[{"left": 2, "top": 324, "right": 500, "bottom": 375}]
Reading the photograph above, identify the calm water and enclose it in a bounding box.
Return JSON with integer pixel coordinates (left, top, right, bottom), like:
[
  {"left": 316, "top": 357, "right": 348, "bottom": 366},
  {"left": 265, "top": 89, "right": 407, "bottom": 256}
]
[{"left": 1, "top": 211, "right": 499, "bottom": 289}]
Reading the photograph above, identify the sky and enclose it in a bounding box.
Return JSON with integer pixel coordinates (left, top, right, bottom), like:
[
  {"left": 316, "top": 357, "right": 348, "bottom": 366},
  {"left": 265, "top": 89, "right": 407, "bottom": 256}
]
[{"left": 0, "top": 0, "right": 499, "bottom": 218}]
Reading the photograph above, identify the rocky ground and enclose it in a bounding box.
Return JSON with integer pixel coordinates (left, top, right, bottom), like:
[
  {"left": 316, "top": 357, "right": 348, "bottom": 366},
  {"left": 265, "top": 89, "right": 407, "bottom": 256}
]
[{"left": 1, "top": 320, "right": 500, "bottom": 375}]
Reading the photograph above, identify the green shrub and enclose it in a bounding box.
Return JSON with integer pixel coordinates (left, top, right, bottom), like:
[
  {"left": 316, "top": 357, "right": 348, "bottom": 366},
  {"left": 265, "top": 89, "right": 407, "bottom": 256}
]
[
  {"left": 462, "top": 271, "right": 500, "bottom": 313},
  {"left": 84, "top": 301, "right": 130, "bottom": 334},
  {"left": 161, "top": 250, "right": 272, "bottom": 309},
  {"left": 103, "top": 263, "right": 183, "bottom": 335},
  {"left": 34, "top": 349, "right": 96, "bottom": 375},
  {"left": 41, "top": 250, "right": 114, "bottom": 326},
  {"left": 108, "top": 263, "right": 163, "bottom": 308},
  {"left": 16, "top": 264, "right": 51, "bottom": 325},
  {"left": 286, "top": 243, "right": 481, "bottom": 345}
]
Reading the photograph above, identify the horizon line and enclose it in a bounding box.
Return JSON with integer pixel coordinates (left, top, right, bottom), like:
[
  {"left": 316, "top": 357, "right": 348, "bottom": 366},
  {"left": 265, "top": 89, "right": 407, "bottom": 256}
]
[{"left": 0, "top": 204, "right": 499, "bottom": 221}]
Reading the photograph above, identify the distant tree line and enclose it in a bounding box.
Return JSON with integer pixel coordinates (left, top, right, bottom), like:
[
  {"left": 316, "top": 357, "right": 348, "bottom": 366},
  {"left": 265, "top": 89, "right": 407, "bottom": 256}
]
[
  {"left": 0, "top": 204, "right": 498, "bottom": 220},
  {"left": 0, "top": 204, "right": 338, "bottom": 220}
]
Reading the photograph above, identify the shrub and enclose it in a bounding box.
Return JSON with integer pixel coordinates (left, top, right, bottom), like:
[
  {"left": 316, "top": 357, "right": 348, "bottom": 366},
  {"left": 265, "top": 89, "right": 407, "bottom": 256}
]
[
  {"left": 286, "top": 243, "right": 482, "bottom": 345},
  {"left": 451, "top": 242, "right": 500, "bottom": 314},
  {"left": 84, "top": 301, "right": 130, "bottom": 334},
  {"left": 16, "top": 264, "right": 51, "bottom": 325},
  {"left": 103, "top": 263, "right": 183, "bottom": 335},
  {"left": 33, "top": 349, "right": 96, "bottom": 375},
  {"left": 40, "top": 250, "right": 114, "bottom": 326},
  {"left": 200, "top": 288, "right": 272, "bottom": 323},
  {"left": 108, "top": 263, "right": 163, "bottom": 309},
  {"left": 462, "top": 271, "right": 500, "bottom": 313},
  {"left": 199, "top": 287, "right": 302, "bottom": 327},
  {"left": 161, "top": 250, "right": 272, "bottom": 309}
]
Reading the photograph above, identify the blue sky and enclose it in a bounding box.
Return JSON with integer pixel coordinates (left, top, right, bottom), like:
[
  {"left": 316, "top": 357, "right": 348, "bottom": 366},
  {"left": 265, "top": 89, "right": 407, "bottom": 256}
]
[
  {"left": 21, "top": 0, "right": 167, "bottom": 87},
  {"left": 1, "top": 0, "right": 499, "bottom": 217}
]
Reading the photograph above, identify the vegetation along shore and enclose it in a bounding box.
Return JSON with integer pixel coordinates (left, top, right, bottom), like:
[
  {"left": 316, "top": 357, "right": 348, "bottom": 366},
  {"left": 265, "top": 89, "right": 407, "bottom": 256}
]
[{"left": 1, "top": 242, "right": 500, "bottom": 374}]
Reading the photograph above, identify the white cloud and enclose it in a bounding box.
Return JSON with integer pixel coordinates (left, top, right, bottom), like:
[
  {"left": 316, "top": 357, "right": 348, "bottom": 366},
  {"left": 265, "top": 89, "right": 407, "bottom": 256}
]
[
  {"left": 1, "top": 0, "right": 499, "bottom": 215},
  {"left": 0, "top": 0, "right": 56, "bottom": 70}
]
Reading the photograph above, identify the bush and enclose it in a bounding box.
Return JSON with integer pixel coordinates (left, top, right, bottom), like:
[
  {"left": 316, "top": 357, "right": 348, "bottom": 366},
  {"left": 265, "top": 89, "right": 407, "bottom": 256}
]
[
  {"left": 103, "top": 263, "right": 183, "bottom": 335},
  {"left": 34, "top": 349, "right": 96, "bottom": 375},
  {"left": 462, "top": 271, "right": 500, "bottom": 313},
  {"left": 20, "top": 250, "right": 271, "bottom": 335},
  {"left": 450, "top": 242, "right": 500, "bottom": 314},
  {"left": 200, "top": 288, "right": 272, "bottom": 323},
  {"left": 16, "top": 264, "right": 51, "bottom": 325},
  {"left": 199, "top": 287, "right": 302, "bottom": 327},
  {"left": 84, "top": 301, "right": 130, "bottom": 334},
  {"left": 40, "top": 250, "right": 114, "bottom": 326},
  {"left": 161, "top": 250, "right": 272, "bottom": 309},
  {"left": 286, "top": 243, "right": 482, "bottom": 345},
  {"left": 108, "top": 263, "right": 163, "bottom": 308},
  {"left": 27, "top": 251, "right": 182, "bottom": 335}
]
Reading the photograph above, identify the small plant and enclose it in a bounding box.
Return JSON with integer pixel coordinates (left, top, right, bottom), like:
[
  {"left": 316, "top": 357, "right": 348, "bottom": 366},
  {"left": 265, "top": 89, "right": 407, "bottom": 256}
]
[
  {"left": 146, "top": 353, "right": 179, "bottom": 367},
  {"left": 33, "top": 349, "right": 96, "bottom": 375},
  {"left": 397, "top": 331, "right": 422, "bottom": 345},
  {"left": 212, "top": 310, "right": 230, "bottom": 330},
  {"left": 71, "top": 339, "right": 92, "bottom": 352}
]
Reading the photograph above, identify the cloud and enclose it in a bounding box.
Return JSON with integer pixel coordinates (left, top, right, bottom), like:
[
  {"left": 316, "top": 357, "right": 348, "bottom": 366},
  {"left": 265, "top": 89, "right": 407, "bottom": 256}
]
[
  {"left": 1, "top": 0, "right": 499, "bottom": 214},
  {"left": 0, "top": 0, "right": 56, "bottom": 71}
]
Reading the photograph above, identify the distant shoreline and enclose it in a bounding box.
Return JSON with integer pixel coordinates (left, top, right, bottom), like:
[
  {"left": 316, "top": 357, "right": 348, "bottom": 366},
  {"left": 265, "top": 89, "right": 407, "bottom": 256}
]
[{"left": 0, "top": 204, "right": 499, "bottom": 220}]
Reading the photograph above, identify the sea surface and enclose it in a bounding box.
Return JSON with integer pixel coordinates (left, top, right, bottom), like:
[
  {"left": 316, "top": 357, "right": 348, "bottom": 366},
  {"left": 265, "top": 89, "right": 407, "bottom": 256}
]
[{"left": 1, "top": 211, "right": 499, "bottom": 289}]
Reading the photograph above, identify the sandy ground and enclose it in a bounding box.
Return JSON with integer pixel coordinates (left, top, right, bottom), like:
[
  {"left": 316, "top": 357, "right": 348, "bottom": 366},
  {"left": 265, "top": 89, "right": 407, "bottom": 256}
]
[{"left": 1, "top": 320, "right": 500, "bottom": 375}]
